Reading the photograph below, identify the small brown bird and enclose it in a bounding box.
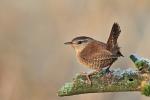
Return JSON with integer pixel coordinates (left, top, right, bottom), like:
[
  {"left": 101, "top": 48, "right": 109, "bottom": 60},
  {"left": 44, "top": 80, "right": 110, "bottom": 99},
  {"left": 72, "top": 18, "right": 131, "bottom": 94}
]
[{"left": 64, "top": 23, "right": 123, "bottom": 84}]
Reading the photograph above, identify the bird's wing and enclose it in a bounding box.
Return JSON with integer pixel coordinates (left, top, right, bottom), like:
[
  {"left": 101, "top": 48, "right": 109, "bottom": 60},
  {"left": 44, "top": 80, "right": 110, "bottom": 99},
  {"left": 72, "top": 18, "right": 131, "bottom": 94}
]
[
  {"left": 106, "top": 23, "right": 121, "bottom": 51},
  {"left": 85, "top": 50, "right": 118, "bottom": 69},
  {"left": 89, "top": 50, "right": 117, "bottom": 61}
]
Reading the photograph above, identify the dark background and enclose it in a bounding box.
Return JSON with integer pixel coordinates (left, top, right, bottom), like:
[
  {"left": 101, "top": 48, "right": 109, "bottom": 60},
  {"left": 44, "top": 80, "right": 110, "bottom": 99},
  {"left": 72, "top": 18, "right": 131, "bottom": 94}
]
[{"left": 0, "top": 0, "right": 150, "bottom": 100}]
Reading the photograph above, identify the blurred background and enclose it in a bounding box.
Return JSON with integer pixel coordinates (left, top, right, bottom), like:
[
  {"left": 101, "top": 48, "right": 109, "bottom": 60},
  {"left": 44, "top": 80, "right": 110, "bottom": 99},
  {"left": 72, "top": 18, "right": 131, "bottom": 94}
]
[{"left": 0, "top": 0, "right": 150, "bottom": 100}]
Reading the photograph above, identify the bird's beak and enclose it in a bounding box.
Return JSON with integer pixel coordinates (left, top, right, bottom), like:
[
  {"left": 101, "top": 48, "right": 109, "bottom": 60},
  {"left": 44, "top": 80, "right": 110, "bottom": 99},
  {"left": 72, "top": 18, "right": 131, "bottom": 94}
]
[{"left": 64, "top": 42, "right": 72, "bottom": 45}]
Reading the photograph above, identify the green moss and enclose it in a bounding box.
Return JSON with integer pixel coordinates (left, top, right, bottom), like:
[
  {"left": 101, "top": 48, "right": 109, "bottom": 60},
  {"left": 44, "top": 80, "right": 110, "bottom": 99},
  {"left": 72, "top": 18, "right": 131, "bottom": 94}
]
[
  {"left": 130, "top": 54, "right": 150, "bottom": 72},
  {"left": 57, "top": 82, "right": 74, "bottom": 96},
  {"left": 130, "top": 54, "right": 139, "bottom": 63},
  {"left": 142, "top": 82, "right": 150, "bottom": 96},
  {"left": 58, "top": 68, "right": 142, "bottom": 96}
]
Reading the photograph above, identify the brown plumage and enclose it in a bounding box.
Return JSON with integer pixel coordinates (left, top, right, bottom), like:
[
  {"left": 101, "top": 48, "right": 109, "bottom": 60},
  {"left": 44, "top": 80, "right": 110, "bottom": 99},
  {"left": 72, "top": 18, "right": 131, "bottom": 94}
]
[
  {"left": 79, "top": 41, "right": 118, "bottom": 70},
  {"left": 64, "top": 23, "right": 123, "bottom": 84}
]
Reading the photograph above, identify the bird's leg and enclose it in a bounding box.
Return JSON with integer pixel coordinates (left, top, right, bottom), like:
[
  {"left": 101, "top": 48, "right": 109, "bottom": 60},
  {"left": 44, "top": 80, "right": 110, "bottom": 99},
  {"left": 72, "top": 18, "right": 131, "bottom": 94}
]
[
  {"left": 105, "top": 65, "right": 113, "bottom": 78},
  {"left": 80, "top": 68, "right": 103, "bottom": 85},
  {"left": 106, "top": 62, "right": 114, "bottom": 73},
  {"left": 81, "top": 71, "right": 100, "bottom": 85},
  {"left": 80, "top": 72, "right": 91, "bottom": 85},
  {"left": 106, "top": 66, "right": 111, "bottom": 73},
  {"left": 80, "top": 69, "right": 101, "bottom": 85}
]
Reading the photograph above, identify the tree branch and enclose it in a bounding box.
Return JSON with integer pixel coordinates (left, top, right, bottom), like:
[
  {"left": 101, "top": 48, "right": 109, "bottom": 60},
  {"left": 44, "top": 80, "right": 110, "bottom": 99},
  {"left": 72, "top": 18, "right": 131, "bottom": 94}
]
[{"left": 58, "top": 54, "right": 150, "bottom": 97}]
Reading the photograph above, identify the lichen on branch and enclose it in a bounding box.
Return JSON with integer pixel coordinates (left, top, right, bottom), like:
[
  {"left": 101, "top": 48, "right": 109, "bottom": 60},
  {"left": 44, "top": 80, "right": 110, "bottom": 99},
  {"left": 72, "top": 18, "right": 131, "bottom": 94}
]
[{"left": 58, "top": 54, "right": 150, "bottom": 97}]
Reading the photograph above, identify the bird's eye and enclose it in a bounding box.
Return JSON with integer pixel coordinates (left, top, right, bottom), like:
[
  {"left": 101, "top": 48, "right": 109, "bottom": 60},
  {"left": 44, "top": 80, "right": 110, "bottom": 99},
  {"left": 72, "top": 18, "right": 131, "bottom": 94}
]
[{"left": 77, "top": 41, "right": 82, "bottom": 44}]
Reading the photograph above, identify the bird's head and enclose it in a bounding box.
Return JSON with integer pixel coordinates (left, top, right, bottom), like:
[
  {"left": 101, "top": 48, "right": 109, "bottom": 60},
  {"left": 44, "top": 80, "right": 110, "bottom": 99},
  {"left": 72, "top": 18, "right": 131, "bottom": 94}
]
[{"left": 64, "top": 36, "right": 94, "bottom": 53}]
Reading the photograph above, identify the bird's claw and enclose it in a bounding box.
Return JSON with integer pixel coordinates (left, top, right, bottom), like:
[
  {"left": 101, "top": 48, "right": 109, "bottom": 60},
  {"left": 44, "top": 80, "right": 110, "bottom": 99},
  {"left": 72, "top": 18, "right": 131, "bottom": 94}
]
[
  {"left": 106, "top": 71, "right": 113, "bottom": 78},
  {"left": 85, "top": 79, "right": 92, "bottom": 85}
]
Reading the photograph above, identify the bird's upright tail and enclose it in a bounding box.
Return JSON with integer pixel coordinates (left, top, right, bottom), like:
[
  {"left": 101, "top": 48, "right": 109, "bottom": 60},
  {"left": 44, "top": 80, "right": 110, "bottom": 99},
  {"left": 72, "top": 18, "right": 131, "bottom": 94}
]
[{"left": 106, "top": 23, "right": 123, "bottom": 57}]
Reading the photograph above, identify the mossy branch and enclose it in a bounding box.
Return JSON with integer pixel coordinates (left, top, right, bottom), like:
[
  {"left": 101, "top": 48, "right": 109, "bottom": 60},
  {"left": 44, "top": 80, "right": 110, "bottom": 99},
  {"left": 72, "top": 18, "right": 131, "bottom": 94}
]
[{"left": 58, "top": 54, "right": 150, "bottom": 97}]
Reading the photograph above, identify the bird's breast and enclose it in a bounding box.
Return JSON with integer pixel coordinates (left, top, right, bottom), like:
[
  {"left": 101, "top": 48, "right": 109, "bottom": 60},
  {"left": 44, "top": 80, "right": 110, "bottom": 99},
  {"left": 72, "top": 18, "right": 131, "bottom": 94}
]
[{"left": 76, "top": 54, "right": 93, "bottom": 68}]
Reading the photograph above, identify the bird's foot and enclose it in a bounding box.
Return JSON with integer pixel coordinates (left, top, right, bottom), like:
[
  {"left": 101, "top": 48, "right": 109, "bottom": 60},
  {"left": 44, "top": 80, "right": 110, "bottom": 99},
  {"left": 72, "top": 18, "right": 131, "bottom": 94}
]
[
  {"left": 80, "top": 72, "right": 92, "bottom": 85},
  {"left": 105, "top": 70, "right": 113, "bottom": 79},
  {"left": 106, "top": 72, "right": 113, "bottom": 78},
  {"left": 104, "top": 67, "right": 113, "bottom": 78}
]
